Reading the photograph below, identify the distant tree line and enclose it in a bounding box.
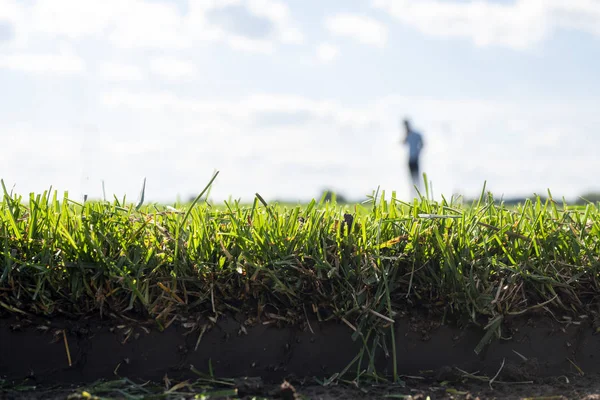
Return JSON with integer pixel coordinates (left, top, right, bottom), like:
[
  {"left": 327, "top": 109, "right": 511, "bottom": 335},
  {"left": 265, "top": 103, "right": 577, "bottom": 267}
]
[
  {"left": 463, "top": 192, "right": 600, "bottom": 207},
  {"left": 319, "top": 190, "right": 600, "bottom": 206},
  {"left": 319, "top": 189, "right": 349, "bottom": 204}
]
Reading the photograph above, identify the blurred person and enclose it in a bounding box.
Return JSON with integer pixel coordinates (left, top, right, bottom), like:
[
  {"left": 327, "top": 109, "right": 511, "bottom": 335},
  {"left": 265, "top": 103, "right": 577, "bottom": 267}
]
[{"left": 401, "top": 118, "right": 424, "bottom": 194}]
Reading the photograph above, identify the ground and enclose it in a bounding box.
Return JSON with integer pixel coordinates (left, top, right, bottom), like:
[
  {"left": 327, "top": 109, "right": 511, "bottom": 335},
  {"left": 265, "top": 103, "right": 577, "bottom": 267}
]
[
  {"left": 1, "top": 312, "right": 600, "bottom": 399},
  {"left": 3, "top": 374, "right": 600, "bottom": 399}
]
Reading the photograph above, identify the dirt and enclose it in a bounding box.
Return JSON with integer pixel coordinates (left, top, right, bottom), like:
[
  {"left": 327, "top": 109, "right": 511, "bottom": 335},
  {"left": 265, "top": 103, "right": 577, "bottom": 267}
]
[
  {"left": 3, "top": 375, "right": 600, "bottom": 399},
  {"left": 1, "top": 313, "right": 599, "bottom": 399}
]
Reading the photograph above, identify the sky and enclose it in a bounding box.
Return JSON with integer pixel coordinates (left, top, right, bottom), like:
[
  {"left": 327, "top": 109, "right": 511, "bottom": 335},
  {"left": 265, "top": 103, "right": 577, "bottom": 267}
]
[{"left": 1, "top": 0, "right": 600, "bottom": 204}]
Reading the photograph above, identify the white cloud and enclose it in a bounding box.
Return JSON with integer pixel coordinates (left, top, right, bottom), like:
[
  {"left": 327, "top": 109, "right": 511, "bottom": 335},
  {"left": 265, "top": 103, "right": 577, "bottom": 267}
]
[
  {"left": 316, "top": 43, "right": 340, "bottom": 63},
  {"left": 149, "top": 58, "right": 197, "bottom": 81},
  {"left": 1, "top": 0, "right": 303, "bottom": 53},
  {"left": 100, "top": 90, "right": 375, "bottom": 127},
  {"left": 0, "top": 0, "right": 186, "bottom": 49},
  {"left": 110, "top": 3, "right": 191, "bottom": 49},
  {"left": 99, "top": 62, "right": 144, "bottom": 82},
  {"left": 0, "top": 1, "right": 21, "bottom": 30},
  {"left": 27, "top": 0, "right": 126, "bottom": 39},
  {"left": 326, "top": 13, "right": 388, "bottom": 47},
  {"left": 26, "top": 0, "right": 189, "bottom": 49},
  {"left": 1, "top": 126, "right": 84, "bottom": 197},
  {"left": 188, "top": 0, "right": 304, "bottom": 53},
  {"left": 246, "top": 0, "right": 304, "bottom": 44},
  {"left": 0, "top": 50, "right": 85, "bottom": 75},
  {"left": 372, "top": 0, "right": 600, "bottom": 49},
  {"left": 227, "top": 35, "right": 274, "bottom": 53}
]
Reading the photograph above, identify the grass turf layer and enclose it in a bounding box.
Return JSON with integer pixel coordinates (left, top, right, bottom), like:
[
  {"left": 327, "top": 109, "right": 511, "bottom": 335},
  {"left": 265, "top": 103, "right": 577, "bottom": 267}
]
[{"left": 1, "top": 176, "right": 599, "bottom": 352}]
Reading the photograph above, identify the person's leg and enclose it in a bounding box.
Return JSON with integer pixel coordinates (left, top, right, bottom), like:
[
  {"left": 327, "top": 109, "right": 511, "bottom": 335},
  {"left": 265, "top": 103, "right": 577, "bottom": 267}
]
[
  {"left": 413, "top": 160, "right": 420, "bottom": 189},
  {"left": 409, "top": 159, "right": 419, "bottom": 193},
  {"left": 408, "top": 160, "right": 418, "bottom": 186}
]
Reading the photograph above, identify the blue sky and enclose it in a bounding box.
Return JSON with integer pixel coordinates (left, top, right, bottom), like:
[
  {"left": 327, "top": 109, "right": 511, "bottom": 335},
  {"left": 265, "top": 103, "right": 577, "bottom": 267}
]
[{"left": 1, "top": 0, "right": 600, "bottom": 203}]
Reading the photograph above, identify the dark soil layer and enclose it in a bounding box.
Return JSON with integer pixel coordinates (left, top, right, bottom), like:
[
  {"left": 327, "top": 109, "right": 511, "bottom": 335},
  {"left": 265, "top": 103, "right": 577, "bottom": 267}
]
[
  {"left": 2, "top": 375, "right": 600, "bottom": 399},
  {"left": 1, "top": 314, "right": 599, "bottom": 399}
]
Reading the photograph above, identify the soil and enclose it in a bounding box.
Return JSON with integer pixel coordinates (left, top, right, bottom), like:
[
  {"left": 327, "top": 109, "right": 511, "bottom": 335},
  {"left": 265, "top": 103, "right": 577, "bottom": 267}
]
[
  {"left": 3, "top": 376, "right": 600, "bottom": 400},
  {"left": 1, "top": 313, "right": 599, "bottom": 399}
]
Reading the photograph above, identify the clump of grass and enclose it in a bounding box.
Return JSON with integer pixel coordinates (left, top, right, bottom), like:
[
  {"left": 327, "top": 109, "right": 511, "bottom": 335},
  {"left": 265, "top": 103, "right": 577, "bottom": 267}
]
[
  {"left": 1, "top": 176, "right": 600, "bottom": 379},
  {"left": 1, "top": 376, "right": 240, "bottom": 400}
]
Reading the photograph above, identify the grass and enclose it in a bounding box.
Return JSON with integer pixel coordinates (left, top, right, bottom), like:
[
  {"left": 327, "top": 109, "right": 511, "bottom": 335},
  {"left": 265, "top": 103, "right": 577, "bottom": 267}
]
[
  {"left": 1, "top": 173, "right": 600, "bottom": 381},
  {"left": 1, "top": 377, "right": 248, "bottom": 400}
]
